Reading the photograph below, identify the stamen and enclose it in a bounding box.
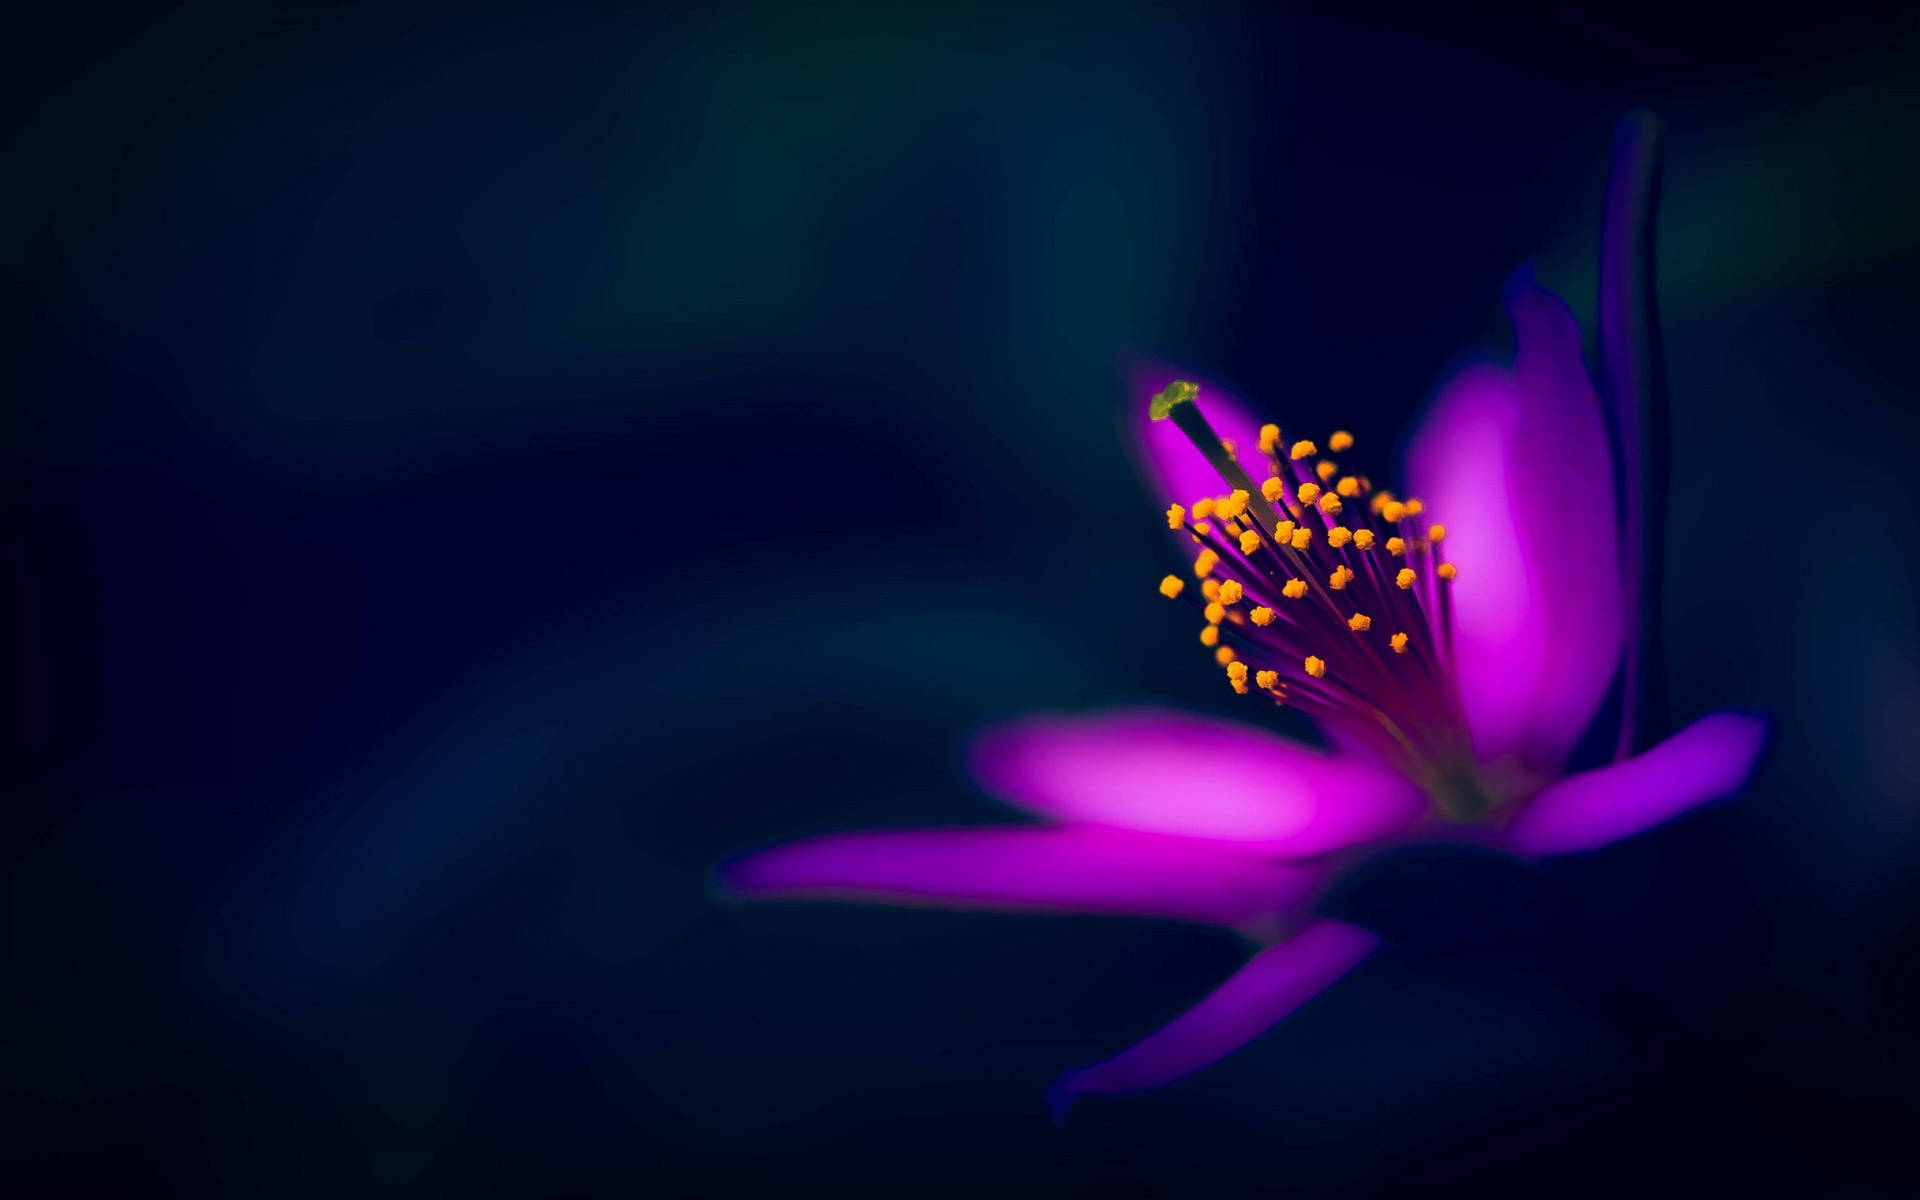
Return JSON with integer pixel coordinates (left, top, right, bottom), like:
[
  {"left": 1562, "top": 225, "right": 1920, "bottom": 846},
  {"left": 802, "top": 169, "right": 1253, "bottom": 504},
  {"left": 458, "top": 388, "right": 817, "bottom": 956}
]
[
  {"left": 1348, "top": 613, "right": 1372, "bottom": 632},
  {"left": 1390, "top": 632, "right": 1410, "bottom": 653},
  {"left": 1166, "top": 504, "right": 1185, "bottom": 530},
  {"left": 1194, "top": 548, "right": 1219, "bottom": 577},
  {"left": 1218, "top": 580, "right": 1244, "bottom": 605},
  {"left": 1255, "top": 669, "right": 1279, "bottom": 690},
  {"left": 1304, "top": 655, "right": 1326, "bottom": 678},
  {"left": 1290, "top": 439, "right": 1316, "bottom": 460},
  {"left": 1386, "top": 536, "right": 1406, "bottom": 557},
  {"left": 1353, "top": 529, "right": 1376, "bottom": 550},
  {"left": 1438, "top": 563, "right": 1457, "bottom": 580},
  {"left": 1329, "top": 430, "right": 1354, "bottom": 452},
  {"left": 1159, "top": 575, "right": 1186, "bottom": 598},
  {"left": 1250, "top": 606, "right": 1275, "bottom": 626},
  {"left": 1396, "top": 568, "right": 1417, "bottom": 590},
  {"left": 1281, "top": 580, "right": 1307, "bottom": 600}
]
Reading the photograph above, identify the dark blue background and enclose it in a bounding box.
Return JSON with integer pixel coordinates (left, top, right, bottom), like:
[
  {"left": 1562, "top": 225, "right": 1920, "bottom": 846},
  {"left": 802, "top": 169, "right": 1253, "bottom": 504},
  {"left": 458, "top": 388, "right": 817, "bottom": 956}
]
[{"left": 10, "top": 3, "right": 1920, "bottom": 1195}]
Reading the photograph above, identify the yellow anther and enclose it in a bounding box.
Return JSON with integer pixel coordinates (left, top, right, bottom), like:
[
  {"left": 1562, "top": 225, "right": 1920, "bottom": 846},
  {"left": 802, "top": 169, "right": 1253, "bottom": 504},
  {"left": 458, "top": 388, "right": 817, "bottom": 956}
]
[
  {"left": 1192, "top": 497, "right": 1215, "bottom": 520},
  {"left": 1159, "top": 575, "right": 1186, "bottom": 599},
  {"left": 1390, "top": 632, "right": 1409, "bottom": 654},
  {"left": 1204, "top": 601, "right": 1226, "bottom": 624},
  {"left": 1201, "top": 579, "right": 1222, "bottom": 601},
  {"left": 1381, "top": 500, "right": 1406, "bottom": 523},
  {"left": 1404, "top": 498, "right": 1425, "bottom": 516},
  {"left": 1238, "top": 529, "right": 1262, "bottom": 555},
  {"left": 1214, "top": 644, "right": 1238, "bottom": 666},
  {"left": 1315, "top": 460, "right": 1338, "bottom": 483},
  {"left": 1438, "top": 562, "right": 1457, "bottom": 581},
  {"left": 1225, "top": 521, "right": 1244, "bottom": 538},
  {"left": 1329, "top": 431, "right": 1354, "bottom": 452},
  {"left": 1194, "top": 548, "right": 1220, "bottom": 577},
  {"left": 1386, "top": 536, "right": 1406, "bottom": 557},
  {"left": 1218, "top": 490, "right": 1250, "bottom": 519},
  {"left": 1166, "top": 503, "right": 1185, "bottom": 530},
  {"left": 1427, "top": 523, "right": 1447, "bottom": 542},
  {"left": 1218, "top": 579, "right": 1244, "bottom": 605},
  {"left": 1250, "top": 605, "right": 1275, "bottom": 626},
  {"left": 1348, "top": 612, "right": 1372, "bottom": 632},
  {"left": 1281, "top": 579, "right": 1308, "bottom": 600},
  {"left": 1226, "top": 660, "right": 1249, "bottom": 683},
  {"left": 1353, "top": 529, "right": 1376, "bottom": 550},
  {"left": 1258, "top": 423, "right": 1281, "bottom": 454},
  {"left": 1396, "top": 567, "right": 1417, "bottom": 590},
  {"left": 1289, "top": 527, "right": 1313, "bottom": 551},
  {"left": 1318, "top": 493, "right": 1343, "bottom": 515},
  {"left": 1230, "top": 676, "right": 1250, "bottom": 694},
  {"left": 1289, "top": 439, "right": 1316, "bottom": 460},
  {"left": 1329, "top": 564, "right": 1355, "bottom": 590},
  {"left": 1274, "top": 519, "right": 1295, "bottom": 541},
  {"left": 1200, "top": 625, "right": 1220, "bottom": 647},
  {"left": 1336, "top": 476, "right": 1361, "bottom": 498},
  {"left": 1192, "top": 521, "right": 1212, "bottom": 537},
  {"left": 1303, "top": 655, "right": 1326, "bottom": 678},
  {"left": 1222, "top": 438, "right": 1238, "bottom": 460},
  {"left": 1296, "top": 482, "right": 1321, "bottom": 505},
  {"left": 1327, "top": 527, "right": 1352, "bottom": 548},
  {"left": 1255, "top": 669, "right": 1279, "bottom": 690},
  {"left": 1261, "top": 476, "right": 1286, "bottom": 502}
]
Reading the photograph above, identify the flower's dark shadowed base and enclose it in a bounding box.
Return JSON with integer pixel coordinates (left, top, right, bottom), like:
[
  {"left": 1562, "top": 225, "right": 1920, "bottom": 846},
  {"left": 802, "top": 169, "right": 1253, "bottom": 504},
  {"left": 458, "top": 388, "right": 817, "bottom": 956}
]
[{"left": 9, "top": 2, "right": 1920, "bottom": 1197}]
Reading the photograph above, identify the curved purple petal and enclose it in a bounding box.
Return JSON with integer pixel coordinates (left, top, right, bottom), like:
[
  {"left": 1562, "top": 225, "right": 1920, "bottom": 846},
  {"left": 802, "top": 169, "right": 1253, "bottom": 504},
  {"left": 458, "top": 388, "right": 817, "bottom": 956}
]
[
  {"left": 1047, "top": 920, "right": 1377, "bottom": 1118},
  {"left": 1504, "top": 710, "right": 1771, "bottom": 856},
  {"left": 970, "top": 709, "right": 1425, "bottom": 857},
  {"left": 717, "top": 826, "right": 1324, "bottom": 927},
  {"left": 1405, "top": 276, "right": 1623, "bottom": 774},
  {"left": 1124, "top": 361, "right": 1269, "bottom": 510}
]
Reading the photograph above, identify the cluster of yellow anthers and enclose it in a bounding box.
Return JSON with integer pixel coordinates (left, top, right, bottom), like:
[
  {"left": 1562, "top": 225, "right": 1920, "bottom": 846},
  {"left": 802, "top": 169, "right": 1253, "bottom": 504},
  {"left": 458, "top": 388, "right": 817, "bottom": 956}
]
[{"left": 1155, "top": 425, "right": 1458, "bottom": 699}]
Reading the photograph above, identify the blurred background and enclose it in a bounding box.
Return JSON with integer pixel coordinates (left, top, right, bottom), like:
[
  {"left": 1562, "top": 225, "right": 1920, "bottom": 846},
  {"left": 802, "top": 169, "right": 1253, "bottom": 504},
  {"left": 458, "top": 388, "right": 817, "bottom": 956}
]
[{"left": 8, "top": 2, "right": 1920, "bottom": 1195}]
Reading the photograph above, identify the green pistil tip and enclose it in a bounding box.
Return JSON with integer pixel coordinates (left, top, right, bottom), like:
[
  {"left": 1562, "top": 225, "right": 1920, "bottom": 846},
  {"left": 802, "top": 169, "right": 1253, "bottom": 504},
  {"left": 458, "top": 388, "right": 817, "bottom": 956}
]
[{"left": 1149, "top": 380, "right": 1199, "bottom": 421}]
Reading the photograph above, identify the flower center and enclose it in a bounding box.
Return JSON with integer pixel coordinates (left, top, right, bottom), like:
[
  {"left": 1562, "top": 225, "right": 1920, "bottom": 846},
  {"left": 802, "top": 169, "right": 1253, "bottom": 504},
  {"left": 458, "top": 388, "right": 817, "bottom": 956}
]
[{"left": 1151, "top": 382, "right": 1481, "bottom": 816}]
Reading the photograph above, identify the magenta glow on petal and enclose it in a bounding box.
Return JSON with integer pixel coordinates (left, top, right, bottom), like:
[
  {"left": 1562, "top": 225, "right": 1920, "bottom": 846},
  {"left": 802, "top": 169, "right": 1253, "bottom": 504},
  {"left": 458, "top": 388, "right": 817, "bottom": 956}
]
[
  {"left": 1048, "top": 920, "right": 1377, "bottom": 1115},
  {"left": 718, "top": 826, "right": 1324, "bottom": 927},
  {"left": 971, "top": 709, "right": 1425, "bottom": 857},
  {"left": 1405, "top": 277, "right": 1623, "bottom": 774},
  {"left": 1504, "top": 711, "right": 1771, "bottom": 856},
  {"left": 1124, "top": 362, "right": 1268, "bottom": 509}
]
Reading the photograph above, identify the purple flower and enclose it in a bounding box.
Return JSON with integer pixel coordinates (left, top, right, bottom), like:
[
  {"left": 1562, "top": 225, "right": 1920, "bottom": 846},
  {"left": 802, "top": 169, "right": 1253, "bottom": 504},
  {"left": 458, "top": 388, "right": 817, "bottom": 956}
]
[{"left": 719, "top": 115, "right": 1770, "bottom": 1117}]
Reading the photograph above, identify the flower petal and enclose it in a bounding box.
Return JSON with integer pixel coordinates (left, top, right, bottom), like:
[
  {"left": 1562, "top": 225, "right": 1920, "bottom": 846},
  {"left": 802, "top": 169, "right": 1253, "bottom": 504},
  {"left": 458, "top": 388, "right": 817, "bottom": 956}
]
[
  {"left": 1046, "top": 920, "right": 1377, "bottom": 1119},
  {"left": 717, "top": 826, "right": 1323, "bottom": 927},
  {"left": 1504, "top": 711, "right": 1771, "bottom": 856},
  {"left": 1405, "top": 274, "right": 1623, "bottom": 774},
  {"left": 1125, "top": 361, "right": 1269, "bottom": 509},
  {"left": 970, "top": 709, "right": 1426, "bottom": 856}
]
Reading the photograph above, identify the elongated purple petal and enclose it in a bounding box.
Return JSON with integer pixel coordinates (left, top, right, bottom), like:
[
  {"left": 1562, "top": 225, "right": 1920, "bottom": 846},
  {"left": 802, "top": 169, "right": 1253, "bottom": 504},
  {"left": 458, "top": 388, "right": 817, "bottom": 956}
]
[
  {"left": 1598, "top": 111, "right": 1670, "bottom": 761},
  {"left": 1406, "top": 275, "right": 1623, "bottom": 774},
  {"left": 717, "top": 826, "right": 1324, "bottom": 927},
  {"left": 1504, "top": 711, "right": 1771, "bottom": 856},
  {"left": 971, "top": 709, "right": 1425, "bottom": 856},
  {"left": 1125, "top": 362, "right": 1269, "bottom": 509},
  {"left": 1047, "top": 920, "right": 1377, "bottom": 1118}
]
